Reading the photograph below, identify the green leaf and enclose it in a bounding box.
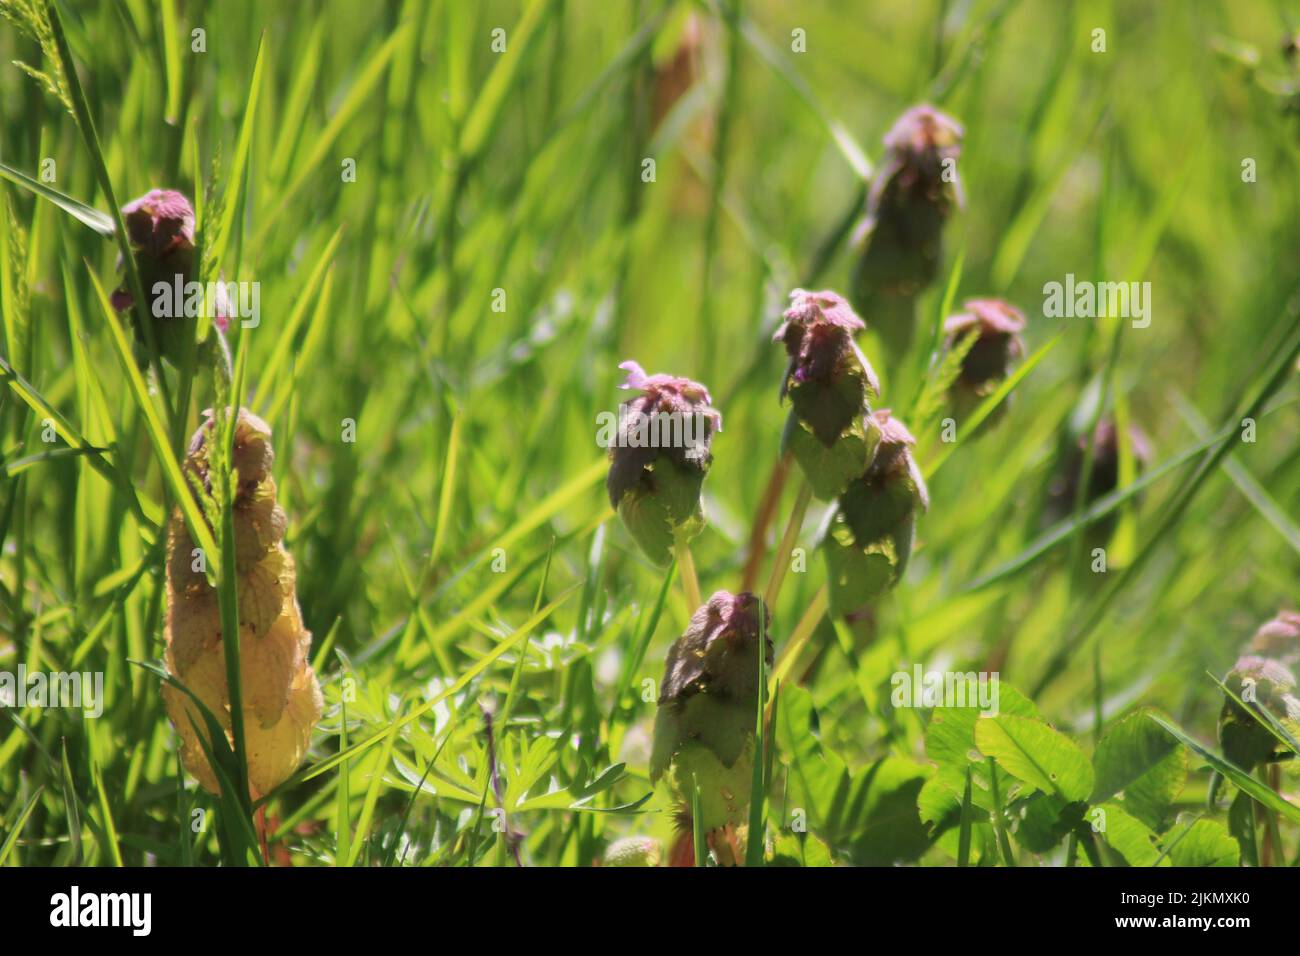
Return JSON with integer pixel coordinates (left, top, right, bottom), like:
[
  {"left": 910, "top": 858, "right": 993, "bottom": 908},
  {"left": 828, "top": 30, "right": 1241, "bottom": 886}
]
[
  {"left": 1011, "top": 791, "right": 1082, "bottom": 854},
  {"left": 1090, "top": 707, "right": 1185, "bottom": 809},
  {"left": 1096, "top": 801, "right": 1167, "bottom": 867},
  {"left": 208, "top": 33, "right": 268, "bottom": 276},
  {"left": 777, "top": 686, "right": 932, "bottom": 864},
  {"left": 1165, "top": 818, "right": 1239, "bottom": 867},
  {"left": 0, "top": 160, "right": 114, "bottom": 235},
  {"left": 1227, "top": 792, "right": 1258, "bottom": 867},
  {"left": 782, "top": 411, "right": 873, "bottom": 501},
  {"left": 0, "top": 786, "right": 44, "bottom": 866},
  {"left": 975, "top": 714, "right": 1094, "bottom": 803}
]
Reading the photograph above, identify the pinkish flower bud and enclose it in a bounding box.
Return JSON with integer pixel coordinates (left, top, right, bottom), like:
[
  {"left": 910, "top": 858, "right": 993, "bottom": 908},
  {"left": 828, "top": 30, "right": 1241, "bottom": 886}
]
[
  {"left": 943, "top": 298, "right": 1027, "bottom": 421},
  {"left": 112, "top": 189, "right": 198, "bottom": 367},
  {"left": 1049, "top": 417, "right": 1152, "bottom": 513},
  {"left": 605, "top": 361, "right": 721, "bottom": 565},
  {"left": 1219, "top": 652, "right": 1300, "bottom": 772},
  {"left": 1249, "top": 610, "right": 1300, "bottom": 665},
  {"left": 822, "top": 410, "right": 929, "bottom": 615},
  {"left": 602, "top": 836, "right": 663, "bottom": 867},
  {"left": 775, "top": 289, "right": 881, "bottom": 500},
  {"left": 852, "top": 105, "right": 964, "bottom": 359}
]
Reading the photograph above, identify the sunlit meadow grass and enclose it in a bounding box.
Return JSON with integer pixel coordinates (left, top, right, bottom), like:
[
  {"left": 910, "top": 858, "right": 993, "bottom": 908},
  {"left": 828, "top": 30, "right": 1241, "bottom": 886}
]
[{"left": 1, "top": 0, "right": 1298, "bottom": 867}]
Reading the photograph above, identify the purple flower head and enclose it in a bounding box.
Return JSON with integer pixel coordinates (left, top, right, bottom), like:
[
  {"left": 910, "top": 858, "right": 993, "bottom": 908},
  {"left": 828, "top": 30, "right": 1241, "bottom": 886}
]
[
  {"left": 944, "top": 298, "right": 1027, "bottom": 390},
  {"left": 1228, "top": 655, "right": 1297, "bottom": 698},
  {"left": 1082, "top": 418, "right": 1152, "bottom": 473},
  {"left": 875, "top": 104, "right": 964, "bottom": 209},
  {"left": 112, "top": 189, "right": 200, "bottom": 368},
  {"left": 122, "top": 189, "right": 195, "bottom": 259},
  {"left": 1250, "top": 610, "right": 1300, "bottom": 664},
  {"left": 864, "top": 408, "right": 928, "bottom": 510},
  {"left": 851, "top": 106, "right": 965, "bottom": 360},
  {"left": 617, "top": 361, "right": 722, "bottom": 433},
  {"left": 774, "top": 289, "right": 879, "bottom": 397},
  {"left": 606, "top": 362, "right": 720, "bottom": 563},
  {"left": 660, "top": 590, "right": 772, "bottom": 705}
]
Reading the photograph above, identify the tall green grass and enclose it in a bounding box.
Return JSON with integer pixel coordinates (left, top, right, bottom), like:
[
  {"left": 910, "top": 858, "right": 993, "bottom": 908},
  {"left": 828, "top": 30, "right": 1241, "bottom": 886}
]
[{"left": 0, "top": 0, "right": 1297, "bottom": 866}]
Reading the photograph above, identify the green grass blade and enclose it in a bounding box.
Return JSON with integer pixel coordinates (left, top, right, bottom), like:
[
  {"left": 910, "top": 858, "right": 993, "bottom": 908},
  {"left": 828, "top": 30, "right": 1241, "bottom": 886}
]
[{"left": 0, "top": 160, "right": 114, "bottom": 235}]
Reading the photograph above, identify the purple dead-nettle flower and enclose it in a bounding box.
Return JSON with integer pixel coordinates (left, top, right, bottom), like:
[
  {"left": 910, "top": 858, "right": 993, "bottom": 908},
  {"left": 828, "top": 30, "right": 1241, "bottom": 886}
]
[
  {"left": 862, "top": 410, "right": 929, "bottom": 509},
  {"left": 775, "top": 288, "right": 879, "bottom": 395},
  {"left": 853, "top": 104, "right": 965, "bottom": 359},
  {"left": 1220, "top": 651, "right": 1300, "bottom": 772},
  {"left": 606, "top": 361, "right": 721, "bottom": 565},
  {"left": 123, "top": 189, "right": 196, "bottom": 256},
  {"left": 776, "top": 289, "right": 881, "bottom": 501},
  {"left": 1075, "top": 417, "right": 1151, "bottom": 504},
  {"left": 874, "top": 105, "right": 965, "bottom": 211},
  {"left": 823, "top": 409, "right": 929, "bottom": 616},
  {"left": 112, "top": 188, "right": 199, "bottom": 367},
  {"left": 1045, "top": 415, "right": 1152, "bottom": 546},
  {"left": 943, "top": 298, "right": 1027, "bottom": 420},
  {"left": 1250, "top": 610, "right": 1300, "bottom": 664},
  {"left": 651, "top": 589, "right": 774, "bottom": 867}
]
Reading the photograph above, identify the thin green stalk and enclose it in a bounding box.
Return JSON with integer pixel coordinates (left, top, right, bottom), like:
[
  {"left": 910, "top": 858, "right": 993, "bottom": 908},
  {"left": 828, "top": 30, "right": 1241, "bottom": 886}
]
[
  {"left": 988, "top": 757, "right": 1015, "bottom": 867},
  {"left": 764, "top": 478, "right": 812, "bottom": 611},
  {"left": 1033, "top": 300, "right": 1300, "bottom": 696},
  {"left": 675, "top": 537, "right": 701, "bottom": 611},
  {"left": 770, "top": 583, "right": 828, "bottom": 690},
  {"left": 698, "top": 0, "right": 740, "bottom": 382},
  {"left": 44, "top": 0, "right": 174, "bottom": 424}
]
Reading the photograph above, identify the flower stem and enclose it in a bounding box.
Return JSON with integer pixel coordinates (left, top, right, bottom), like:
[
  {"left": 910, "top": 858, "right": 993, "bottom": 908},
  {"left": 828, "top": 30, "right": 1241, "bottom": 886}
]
[
  {"left": 770, "top": 584, "right": 828, "bottom": 691},
  {"left": 763, "top": 478, "right": 812, "bottom": 611},
  {"left": 675, "top": 538, "right": 701, "bottom": 611},
  {"left": 740, "top": 453, "right": 791, "bottom": 591}
]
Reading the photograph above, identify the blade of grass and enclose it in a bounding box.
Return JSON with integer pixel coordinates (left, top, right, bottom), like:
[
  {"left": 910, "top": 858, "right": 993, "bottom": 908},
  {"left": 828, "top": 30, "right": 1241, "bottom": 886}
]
[
  {"left": 1150, "top": 714, "right": 1300, "bottom": 826},
  {"left": 86, "top": 268, "right": 217, "bottom": 559},
  {"left": 0, "top": 160, "right": 114, "bottom": 235}
]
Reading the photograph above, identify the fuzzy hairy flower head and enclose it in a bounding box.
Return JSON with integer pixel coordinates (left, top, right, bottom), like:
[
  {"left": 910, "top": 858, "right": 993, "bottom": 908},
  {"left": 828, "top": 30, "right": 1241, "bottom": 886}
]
[
  {"left": 864, "top": 409, "right": 929, "bottom": 510},
  {"left": 605, "top": 362, "right": 720, "bottom": 564},
  {"left": 863, "top": 104, "right": 965, "bottom": 242},
  {"left": 651, "top": 590, "right": 773, "bottom": 836},
  {"left": 944, "top": 298, "right": 1027, "bottom": 391},
  {"left": 615, "top": 361, "right": 721, "bottom": 429},
  {"left": 1078, "top": 417, "right": 1152, "bottom": 503},
  {"left": 659, "top": 590, "right": 773, "bottom": 706},
  {"left": 881, "top": 105, "right": 963, "bottom": 179},
  {"left": 111, "top": 189, "right": 199, "bottom": 365},
  {"left": 122, "top": 188, "right": 195, "bottom": 257},
  {"left": 852, "top": 105, "right": 964, "bottom": 357},
  {"left": 1219, "top": 651, "right": 1300, "bottom": 771},
  {"left": 1250, "top": 610, "right": 1300, "bottom": 664},
  {"left": 775, "top": 289, "right": 883, "bottom": 499},
  {"left": 774, "top": 288, "right": 878, "bottom": 395},
  {"left": 823, "top": 410, "right": 928, "bottom": 615}
]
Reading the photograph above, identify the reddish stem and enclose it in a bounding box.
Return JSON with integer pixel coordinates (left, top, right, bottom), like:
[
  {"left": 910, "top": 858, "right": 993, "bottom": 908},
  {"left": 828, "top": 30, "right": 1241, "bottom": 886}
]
[{"left": 740, "top": 454, "right": 790, "bottom": 592}]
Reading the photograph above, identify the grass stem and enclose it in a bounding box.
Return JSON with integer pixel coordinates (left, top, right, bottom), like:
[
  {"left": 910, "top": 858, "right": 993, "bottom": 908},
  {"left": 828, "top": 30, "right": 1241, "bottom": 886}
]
[
  {"left": 763, "top": 478, "right": 812, "bottom": 611},
  {"left": 675, "top": 538, "right": 701, "bottom": 611}
]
